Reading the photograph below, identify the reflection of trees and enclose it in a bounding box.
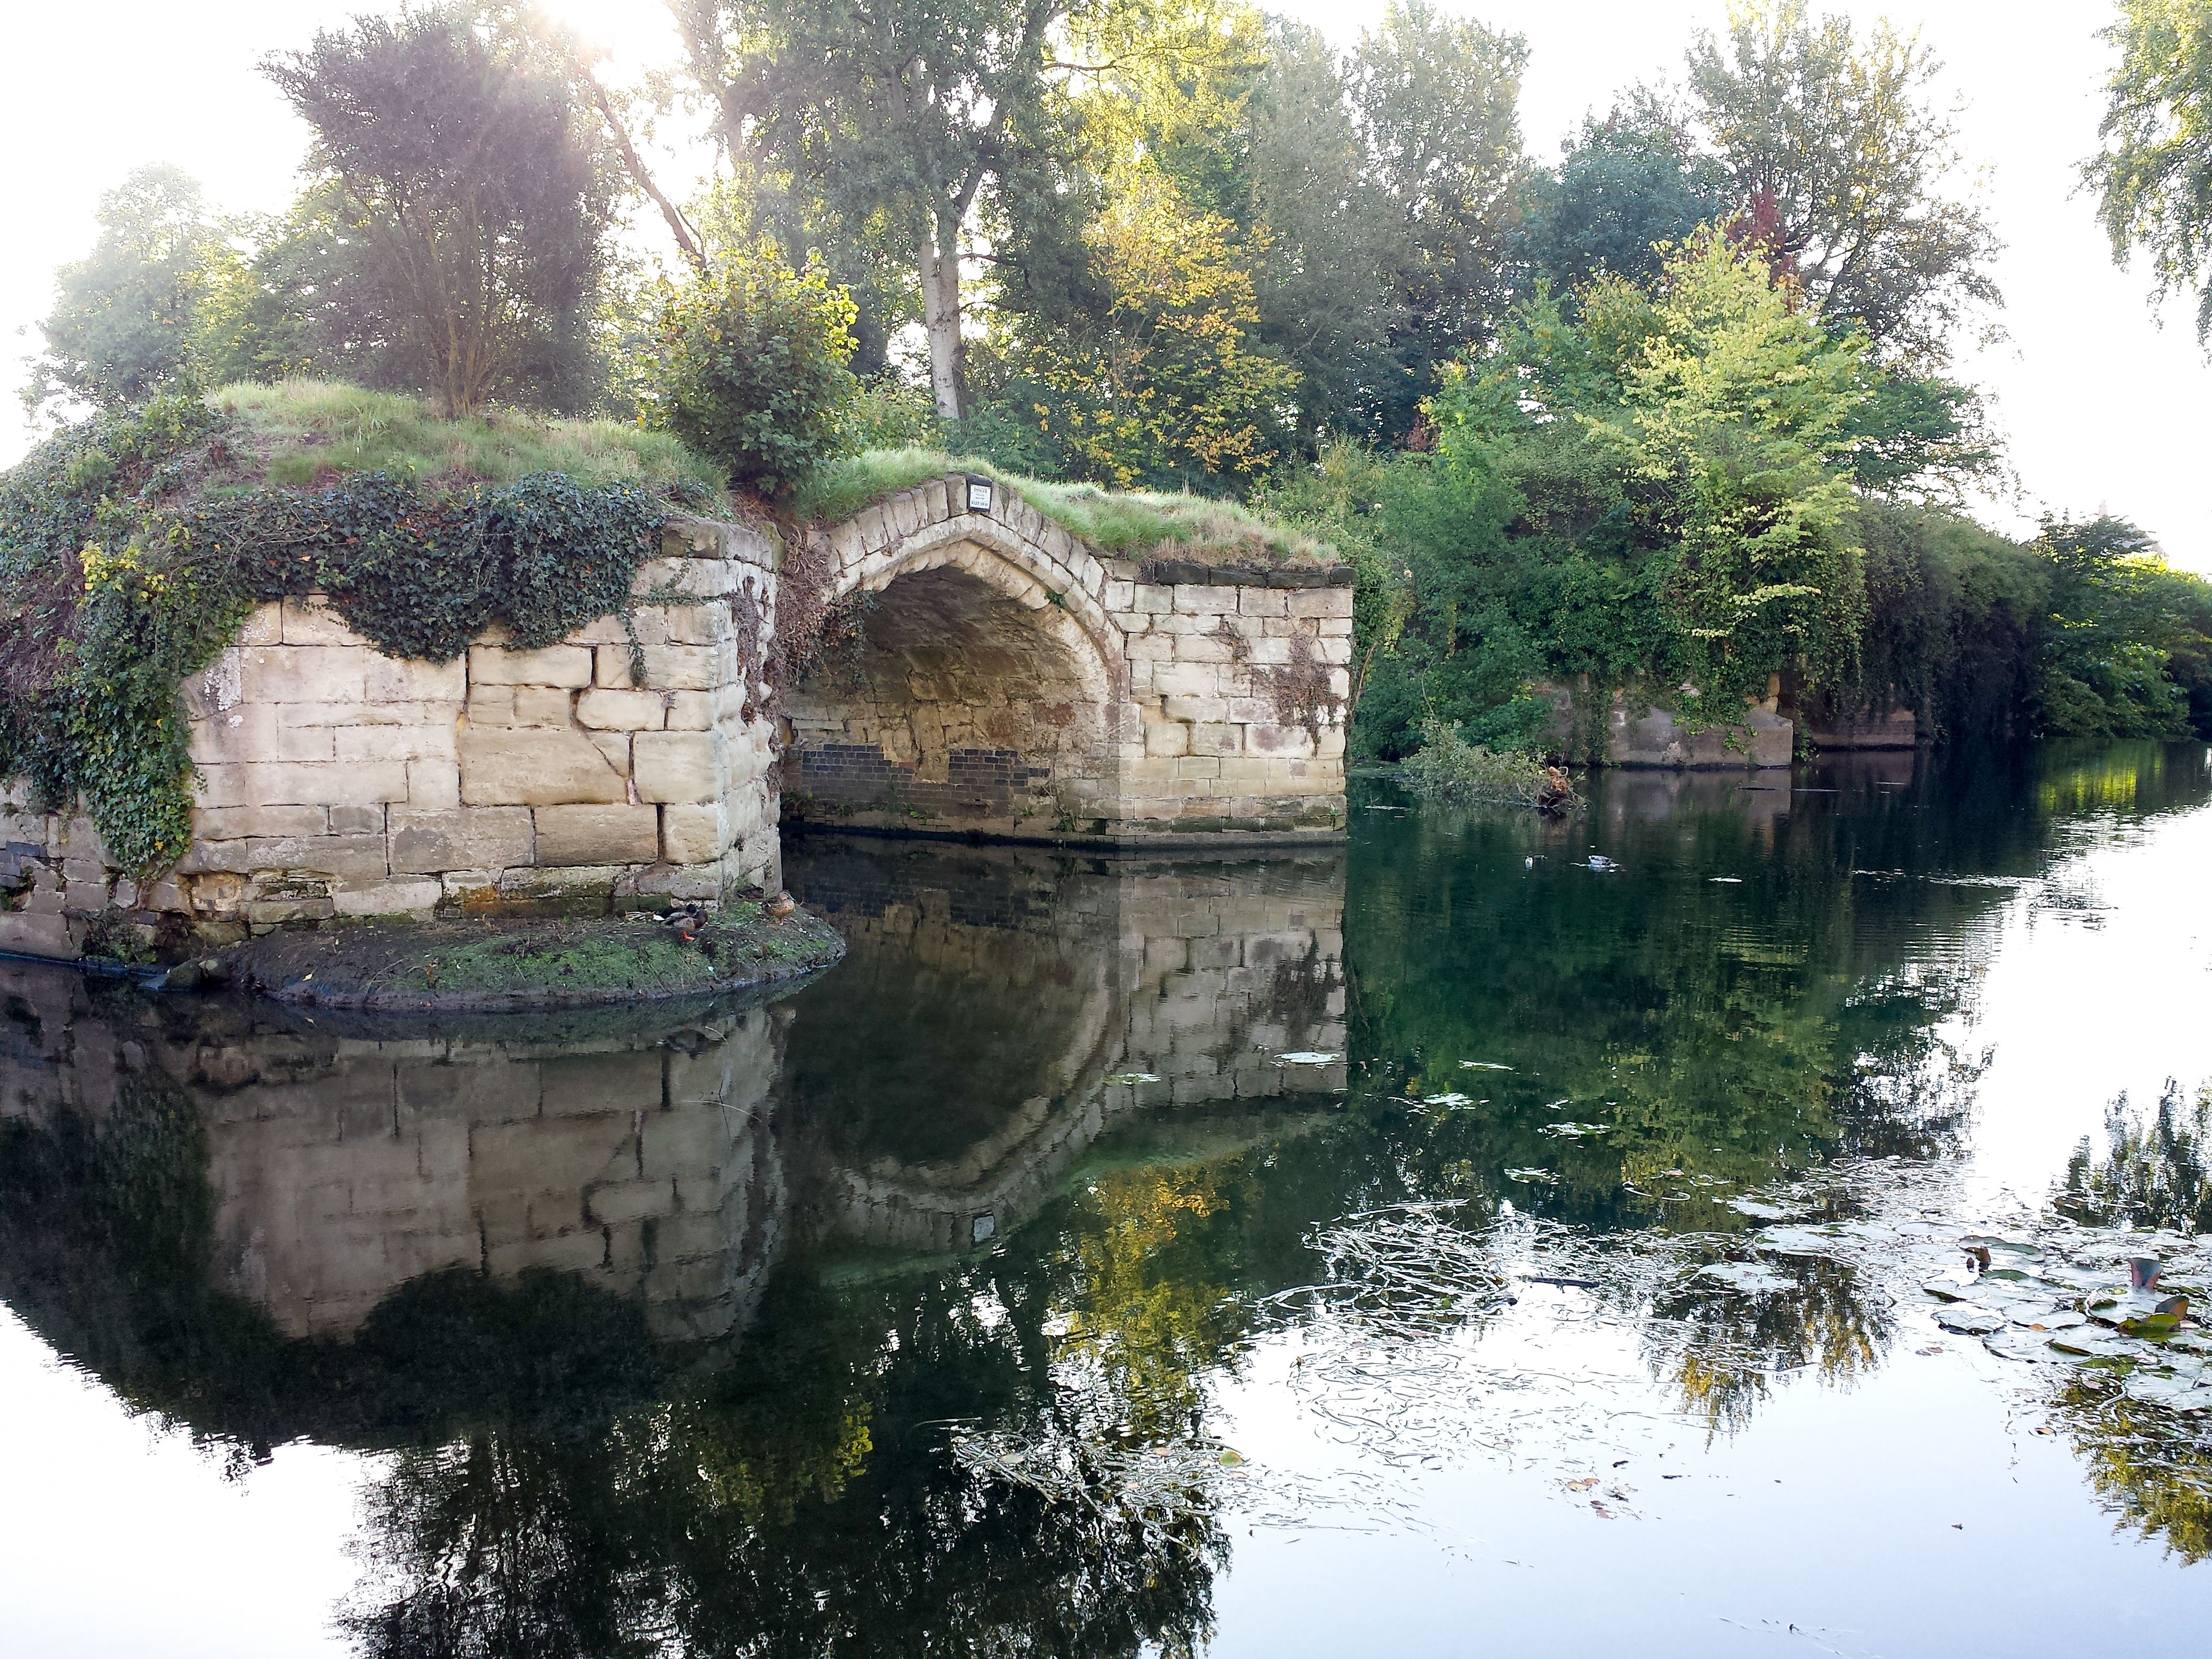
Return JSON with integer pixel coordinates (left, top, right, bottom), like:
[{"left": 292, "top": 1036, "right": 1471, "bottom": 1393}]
[
  {"left": 2057, "top": 1077, "right": 2212, "bottom": 1234},
  {"left": 1645, "top": 1257, "right": 1890, "bottom": 1434},
  {"left": 2049, "top": 1378, "right": 2212, "bottom": 1566}
]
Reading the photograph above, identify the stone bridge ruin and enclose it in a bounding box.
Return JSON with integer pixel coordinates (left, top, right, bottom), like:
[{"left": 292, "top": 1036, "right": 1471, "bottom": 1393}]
[{"left": 0, "top": 475, "right": 1350, "bottom": 953}]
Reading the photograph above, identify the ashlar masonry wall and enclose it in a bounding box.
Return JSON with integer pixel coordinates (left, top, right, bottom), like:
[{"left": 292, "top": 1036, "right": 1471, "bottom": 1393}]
[{"left": 0, "top": 517, "right": 782, "bottom": 955}]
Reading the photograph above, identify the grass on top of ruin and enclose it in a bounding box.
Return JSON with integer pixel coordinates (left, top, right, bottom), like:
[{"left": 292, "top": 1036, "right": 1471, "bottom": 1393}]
[
  {"left": 792, "top": 446, "right": 1342, "bottom": 570},
  {"left": 213, "top": 380, "right": 729, "bottom": 498}
]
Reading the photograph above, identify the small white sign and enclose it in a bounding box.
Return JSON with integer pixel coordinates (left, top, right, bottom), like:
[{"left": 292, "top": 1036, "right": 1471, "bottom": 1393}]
[{"left": 966, "top": 479, "right": 994, "bottom": 512}]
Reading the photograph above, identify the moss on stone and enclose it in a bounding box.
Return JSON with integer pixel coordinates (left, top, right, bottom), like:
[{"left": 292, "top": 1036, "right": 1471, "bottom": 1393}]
[{"left": 207, "top": 902, "right": 843, "bottom": 1011}]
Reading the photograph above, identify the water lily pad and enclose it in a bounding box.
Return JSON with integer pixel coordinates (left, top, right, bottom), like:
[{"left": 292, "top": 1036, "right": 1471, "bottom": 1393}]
[
  {"left": 1422, "top": 1092, "right": 1474, "bottom": 1107},
  {"left": 1757, "top": 1226, "right": 1847, "bottom": 1257},
  {"left": 1984, "top": 1328, "right": 2069, "bottom": 1363},
  {"left": 1276, "top": 1051, "right": 1339, "bottom": 1065},
  {"left": 1697, "top": 1262, "right": 1795, "bottom": 1295},
  {"left": 1460, "top": 1061, "right": 1513, "bottom": 1071},
  {"left": 1104, "top": 1072, "right": 1160, "bottom": 1085},
  {"left": 1505, "top": 1167, "right": 1557, "bottom": 1184},
  {"left": 1729, "top": 1199, "right": 1800, "bottom": 1221},
  {"left": 1540, "top": 1122, "right": 1609, "bottom": 1138},
  {"left": 1934, "top": 1305, "right": 2008, "bottom": 1335},
  {"left": 2123, "top": 1372, "right": 2212, "bottom": 1408},
  {"left": 1923, "top": 1278, "right": 1977, "bottom": 1302}
]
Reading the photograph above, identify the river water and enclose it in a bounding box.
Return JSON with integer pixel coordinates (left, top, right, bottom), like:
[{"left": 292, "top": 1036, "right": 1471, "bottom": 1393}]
[{"left": 2, "top": 742, "right": 2208, "bottom": 1657}]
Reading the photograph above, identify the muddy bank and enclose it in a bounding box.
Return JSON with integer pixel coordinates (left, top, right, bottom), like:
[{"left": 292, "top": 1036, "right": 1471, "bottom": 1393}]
[{"left": 188, "top": 899, "right": 843, "bottom": 1011}]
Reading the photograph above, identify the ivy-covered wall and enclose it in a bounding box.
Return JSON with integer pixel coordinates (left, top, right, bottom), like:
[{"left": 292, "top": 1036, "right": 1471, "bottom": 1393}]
[{"left": 0, "top": 517, "right": 782, "bottom": 956}]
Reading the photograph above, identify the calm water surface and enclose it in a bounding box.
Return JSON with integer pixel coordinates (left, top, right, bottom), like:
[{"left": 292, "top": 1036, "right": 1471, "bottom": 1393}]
[{"left": 2, "top": 743, "right": 2209, "bottom": 1657}]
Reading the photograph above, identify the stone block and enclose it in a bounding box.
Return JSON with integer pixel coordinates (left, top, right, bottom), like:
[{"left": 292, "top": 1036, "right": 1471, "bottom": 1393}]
[
  {"left": 328, "top": 806, "right": 384, "bottom": 835},
  {"left": 407, "top": 760, "right": 461, "bottom": 809},
  {"left": 469, "top": 644, "right": 594, "bottom": 686},
  {"left": 336, "top": 723, "right": 456, "bottom": 764},
  {"left": 193, "top": 804, "right": 329, "bottom": 842},
  {"left": 1152, "top": 663, "right": 1216, "bottom": 699},
  {"left": 389, "top": 808, "right": 535, "bottom": 874},
  {"left": 1189, "top": 722, "right": 1242, "bottom": 757},
  {"left": 243, "top": 834, "right": 390, "bottom": 883},
  {"left": 189, "top": 703, "right": 280, "bottom": 766},
  {"left": 661, "top": 803, "right": 728, "bottom": 864},
  {"left": 1172, "top": 584, "right": 1242, "bottom": 615},
  {"left": 587, "top": 731, "right": 632, "bottom": 776},
  {"left": 633, "top": 731, "right": 719, "bottom": 804},
  {"left": 333, "top": 879, "right": 442, "bottom": 918},
  {"left": 1144, "top": 721, "right": 1191, "bottom": 758},
  {"left": 1288, "top": 588, "right": 1352, "bottom": 618},
  {"left": 246, "top": 761, "right": 412, "bottom": 808},
  {"left": 533, "top": 804, "right": 660, "bottom": 866},
  {"left": 601, "top": 643, "right": 718, "bottom": 691},
  {"left": 1133, "top": 586, "right": 1174, "bottom": 615},
  {"left": 577, "top": 689, "right": 664, "bottom": 731},
  {"left": 1238, "top": 587, "right": 1289, "bottom": 617},
  {"left": 365, "top": 655, "right": 467, "bottom": 704},
  {"left": 0, "top": 914, "right": 76, "bottom": 958},
  {"left": 234, "top": 604, "right": 282, "bottom": 647},
  {"left": 665, "top": 691, "right": 713, "bottom": 730},
  {"left": 281, "top": 599, "right": 365, "bottom": 646},
  {"left": 513, "top": 686, "right": 575, "bottom": 727},
  {"left": 458, "top": 728, "right": 626, "bottom": 805},
  {"left": 466, "top": 688, "right": 518, "bottom": 727},
  {"left": 237, "top": 645, "right": 373, "bottom": 705}
]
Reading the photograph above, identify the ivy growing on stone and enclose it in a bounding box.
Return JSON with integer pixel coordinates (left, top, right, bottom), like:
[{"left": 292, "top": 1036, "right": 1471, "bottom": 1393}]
[{"left": 0, "top": 395, "right": 668, "bottom": 878}]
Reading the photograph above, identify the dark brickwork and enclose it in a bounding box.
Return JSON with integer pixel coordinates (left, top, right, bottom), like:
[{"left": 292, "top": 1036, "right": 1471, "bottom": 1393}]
[{"left": 791, "top": 743, "right": 1052, "bottom": 824}]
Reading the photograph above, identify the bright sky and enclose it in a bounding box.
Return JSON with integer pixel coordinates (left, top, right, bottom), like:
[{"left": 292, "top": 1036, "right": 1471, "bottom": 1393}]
[{"left": 3, "top": 0, "right": 2206, "bottom": 570}]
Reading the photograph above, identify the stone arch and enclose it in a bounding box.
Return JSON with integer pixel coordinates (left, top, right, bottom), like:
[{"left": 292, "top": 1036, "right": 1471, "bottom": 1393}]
[{"left": 782, "top": 479, "right": 1130, "bottom": 835}]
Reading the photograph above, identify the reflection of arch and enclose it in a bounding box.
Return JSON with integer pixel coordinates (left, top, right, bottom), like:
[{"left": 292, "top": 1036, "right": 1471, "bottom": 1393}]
[{"left": 787, "top": 502, "right": 1132, "bottom": 834}]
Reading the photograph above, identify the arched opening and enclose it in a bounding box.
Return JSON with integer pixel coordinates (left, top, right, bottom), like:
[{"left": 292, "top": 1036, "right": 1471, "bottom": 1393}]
[{"left": 782, "top": 556, "right": 1114, "bottom": 835}]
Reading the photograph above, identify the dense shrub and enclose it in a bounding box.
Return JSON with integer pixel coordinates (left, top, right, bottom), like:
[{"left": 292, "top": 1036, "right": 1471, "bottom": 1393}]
[{"left": 643, "top": 249, "right": 860, "bottom": 496}]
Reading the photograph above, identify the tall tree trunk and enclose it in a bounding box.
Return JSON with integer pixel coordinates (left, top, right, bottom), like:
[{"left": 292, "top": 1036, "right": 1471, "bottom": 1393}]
[{"left": 922, "top": 225, "right": 963, "bottom": 421}]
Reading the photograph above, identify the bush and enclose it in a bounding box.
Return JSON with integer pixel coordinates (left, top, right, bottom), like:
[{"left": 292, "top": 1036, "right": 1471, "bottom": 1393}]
[
  {"left": 1401, "top": 717, "right": 1576, "bottom": 810},
  {"left": 643, "top": 249, "right": 860, "bottom": 496}
]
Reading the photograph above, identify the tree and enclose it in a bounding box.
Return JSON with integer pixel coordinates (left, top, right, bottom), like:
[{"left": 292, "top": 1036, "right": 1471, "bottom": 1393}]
[
  {"left": 1685, "top": 0, "right": 2001, "bottom": 368},
  {"left": 264, "top": 6, "right": 615, "bottom": 416},
  {"left": 22, "top": 167, "right": 247, "bottom": 419},
  {"left": 1520, "top": 97, "right": 1733, "bottom": 298},
  {"left": 676, "top": 0, "right": 1077, "bottom": 421},
  {"left": 1247, "top": 20, "right": 1403, "bottom": 444},
  {"left": 1349, "top": 0, "right": 1528, "bottom": 431},
  {"left": 2034, "top": 515, "right": 2212, "bottom": 738},
  {"left": 2086, "top": 0, "right": 2212, "bottom": 343},
  {"left": 1013, "top": 169, "right": 1299, "bottom": 487}
]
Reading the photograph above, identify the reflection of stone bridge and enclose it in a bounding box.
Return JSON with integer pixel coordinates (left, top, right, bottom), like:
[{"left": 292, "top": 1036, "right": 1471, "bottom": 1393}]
[
  {"left": 782, "top": 838, "right": 1347, "bottom": 1254},
  {"left": 0, "top": 841, "right": 1343, "bottom": 1343}
]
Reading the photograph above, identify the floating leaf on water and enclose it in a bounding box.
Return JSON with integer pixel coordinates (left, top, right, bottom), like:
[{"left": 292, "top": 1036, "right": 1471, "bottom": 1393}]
[
  {"left": 1104, "top": 1072, "right": 1160, "bottom": 1085},
  {"left": 1217, "top": 1449, "right": 1246, "bottom": 1467},
  {"left": 1421, "top": 1091, "right": 1474, "bottom": 1108},
  {"left": 1504, "top": 1167, "right": 1558, "bottom": 1184},
  {"left": 1460, "top": 1061, "right": 1514, "bottom": 1071},
  {"left": 2123, "top": 1372, "right": 2212, "bottom": 1407},
  {"left": 1934, "top": 1305, "right": 2008, "bottom": 1335},
  {"left": 1276, "top": 1051, "right": 1339, "bottom": 1065},
  {"left": 1922, "top": 1277, "right": 1976, "bottom": 1302},
  {"left": 1729, "top": 1199, "right": 1800, "bottom": 1221},
  {"left": 1696, "top": 1261, "right": 1795, "bottom": 1295},
  {"left": 1984, "top": 1328, "right": 2071, "bottom": 1364},
  {"left": 1540, "top": 1122, "right": 1610, "bottom": 1139},
  {"left": 1757, "top": 1225, "right": 1847, "bottom": 1257}
]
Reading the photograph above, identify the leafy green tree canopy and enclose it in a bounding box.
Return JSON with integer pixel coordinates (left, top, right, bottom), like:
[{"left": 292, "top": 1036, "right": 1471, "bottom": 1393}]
[
  {"left": 2086, "top": 0, "right": 2212, "bottom": 343},
  {"left": 1685, "top": 0, "right": 2001, "bottom": 369},
  {"left": 22, "top": 167, "right": 245, "bottom": 420}
]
